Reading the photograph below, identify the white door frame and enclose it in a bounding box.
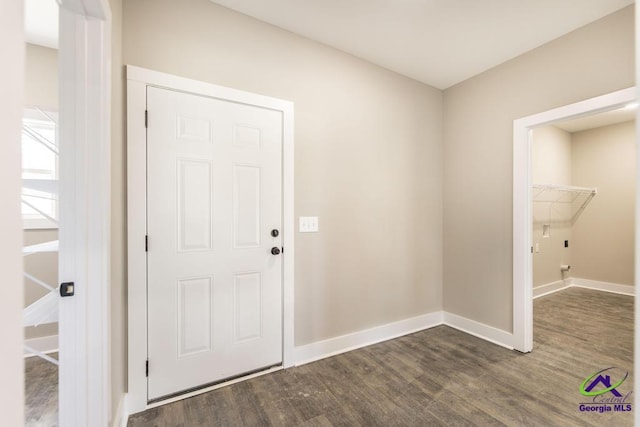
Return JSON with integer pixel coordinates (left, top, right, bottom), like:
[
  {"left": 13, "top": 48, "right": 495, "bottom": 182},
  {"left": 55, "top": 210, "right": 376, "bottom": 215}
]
[
  {"left": 58, "top": 0, "right": 111, "bottom": 425},
  {"left": 126, "top": 65, "right": 295, "bottom": 414},
  {"left": 512, "top": 87, "right": 636, "bottom": 353}
]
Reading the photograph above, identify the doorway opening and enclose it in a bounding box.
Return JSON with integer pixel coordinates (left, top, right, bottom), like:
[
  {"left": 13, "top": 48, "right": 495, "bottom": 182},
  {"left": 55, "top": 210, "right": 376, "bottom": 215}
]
[
  {"left": 530, "top": 110, "right": 635, "bottom": 353},
  {"left": 531, "top": 111, "right": 635, "bottom": 300},
  {"left": 512, "top": 87, "right": 636, "bottom": 353},
  {"left": 22, "top": 0, "right": 112, "bottom": 425},
  {"left": 22, "top": 2, "right": 61, "bottom": 424}
]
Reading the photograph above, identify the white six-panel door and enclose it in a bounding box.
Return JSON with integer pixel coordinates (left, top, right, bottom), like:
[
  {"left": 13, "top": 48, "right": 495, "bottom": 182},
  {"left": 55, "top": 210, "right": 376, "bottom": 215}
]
[{"left": 146, "top": 86, "right": 283, "bottom": 400}]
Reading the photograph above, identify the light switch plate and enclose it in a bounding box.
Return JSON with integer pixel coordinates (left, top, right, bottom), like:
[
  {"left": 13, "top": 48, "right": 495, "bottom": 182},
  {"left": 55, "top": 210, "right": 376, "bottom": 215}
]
[{"left": 299, "top": 216, "right": 319, "bottom": 233}]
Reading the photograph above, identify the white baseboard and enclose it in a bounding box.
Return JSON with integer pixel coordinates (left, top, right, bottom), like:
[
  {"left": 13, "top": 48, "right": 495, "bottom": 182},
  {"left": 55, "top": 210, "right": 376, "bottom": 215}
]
[
  {"left": 283, "top": 278, "right": 632, "bottom": 368},
  {"left": 294, "top": 311, "right": 444, "bottom": 366},
  {"left": 533, "top": 277, "right": 635, "bottom": 299},
  {"left": 571, "top": 277, "right": 635, "bottom": 296},
  {"left": 129, "top": 312, "right": 516, "bottom": 411},
  {"left": 116, "top": 278, "right": 635, "bottom": 416},
  {"left": 24, "top": 334, "right": 58, "bottom": 357},
  {"left": 113, "top": 393, "right": 128, "bottom": 427},
  {"left": 533, "top": 279, "right": 571, "bottom": 299},
  {"left": 442, "top": 312, "right": 514, "bottom": 350},
  {"left": 533, "top": 277, "right": 635, "bottom": 298}
]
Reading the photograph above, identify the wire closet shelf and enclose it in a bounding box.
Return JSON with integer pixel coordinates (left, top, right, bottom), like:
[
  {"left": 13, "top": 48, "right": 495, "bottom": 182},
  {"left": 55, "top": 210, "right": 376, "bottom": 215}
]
[{"left": 532, "top": 184, "right": 597, "bottom": 225}]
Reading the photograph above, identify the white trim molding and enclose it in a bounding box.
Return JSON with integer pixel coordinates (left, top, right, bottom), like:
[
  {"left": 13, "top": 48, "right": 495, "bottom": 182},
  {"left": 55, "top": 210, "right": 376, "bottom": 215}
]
[
  {"left": 112, "top": 394, "right": 128, "bottom": 427},
  {"left": 443, "top": 312, "right": 514, "bottom": 350},
  {"left": 294, "top": 310, "right": 520, "bottom": 367},
  {"left": 143, "top": 366, "right": 282, "bottom": 411},
  {"left": 534, "top": 278, "right": 635, "bottom": 299},
  {"left": 122, "top": 309, "right": 520, "bottom": 412},
  {"left": 512, "top": 87, "right": 636, "bottom": 353},
  {"left": 533, "top": 280, "right": 571, "bottom": 299},
  {"left": 126, "top": 65, "right": 295, "bottom": 415},
  {"left": 570, "top": 278, "right": 635, "bottom": 296},
  {"left": 294, "top": 312, "right": 444, "bottom": 366},
  {"left": 58, "top": 0, "right": 112, "bottom": 425}
]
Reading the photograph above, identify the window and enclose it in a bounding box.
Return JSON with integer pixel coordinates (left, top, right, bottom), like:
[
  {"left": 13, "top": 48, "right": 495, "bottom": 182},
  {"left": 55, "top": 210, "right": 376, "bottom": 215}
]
[{"left": 22, "top": 107, "right": 58, "bottom": 229}]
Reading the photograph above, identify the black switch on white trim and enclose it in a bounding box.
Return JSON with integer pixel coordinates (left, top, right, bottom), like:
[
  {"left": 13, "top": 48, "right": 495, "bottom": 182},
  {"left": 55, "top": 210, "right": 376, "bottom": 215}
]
[{"left": 60, "top": 282, "right": 75, "bottom": 297}]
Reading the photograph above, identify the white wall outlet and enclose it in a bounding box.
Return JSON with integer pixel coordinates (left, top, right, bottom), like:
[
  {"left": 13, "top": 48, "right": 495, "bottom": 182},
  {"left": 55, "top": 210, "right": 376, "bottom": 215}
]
[
  {"left": 299, "top": 216, "right": 319, "bottom": 233},
  {"left": 535, "top": 242, "right": 540, "bottom": 253}
]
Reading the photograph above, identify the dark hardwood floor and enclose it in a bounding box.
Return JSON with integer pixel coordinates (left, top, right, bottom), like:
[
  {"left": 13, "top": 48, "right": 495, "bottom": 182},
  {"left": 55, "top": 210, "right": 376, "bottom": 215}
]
[
  {"left": 25, "top": 352, "right": 58, "bottom": 427},
  {"left": 128, "top": 287, "right": 634, "bottom": 426}
]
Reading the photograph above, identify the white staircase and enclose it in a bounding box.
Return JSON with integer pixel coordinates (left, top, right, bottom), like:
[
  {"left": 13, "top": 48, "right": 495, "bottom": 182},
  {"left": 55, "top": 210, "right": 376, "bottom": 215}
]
[
  {"left": 23, "top": 288, "right": 58, "bottom": 327},
  {"left": 22, "top": 113, "right": 59, "bottom": 365},
  {"left": 23, "top": 239, "right": 59, "bottom": 256},
  {"left": 23, "top": 178, "right": 59, "bottom": 195}
]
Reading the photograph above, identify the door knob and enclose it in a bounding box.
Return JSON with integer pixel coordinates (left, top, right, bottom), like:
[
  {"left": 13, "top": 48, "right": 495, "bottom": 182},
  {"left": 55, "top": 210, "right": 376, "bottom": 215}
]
[{"left": 271, "top": 247, "right": 281, "bottom": 255}]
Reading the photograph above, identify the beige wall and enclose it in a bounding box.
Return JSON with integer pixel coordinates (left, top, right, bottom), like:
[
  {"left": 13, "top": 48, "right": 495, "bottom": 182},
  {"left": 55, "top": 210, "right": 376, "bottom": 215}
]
[
  {"left": 23, "top": 43, "right": 59, "bottom": 340},
  {"left": 531, "top": 120, "right": 635, "bottom": 289},
  {"left": 121, "top": 0, "right": 443, "bottom": 347},
  {"left": 110, "top": 2, "right": 635, "bottom": 417},
  {"left": 24, "top": 43, "right": 57, "bottom": 109},
  {"left": 572, "top": 120, "right": 635, "bottom": 285},
  {"left": 111, "top": 2, "right": 444, "bottom": 418},
  {"left": 532, "top": 126, "right": 572, "bottom": 186},
  {"left": 443, "top": 6, "right": 634, "bottom": 331},
  {"left": 532, "top": 126, "right": 572, "bottom": 287}
]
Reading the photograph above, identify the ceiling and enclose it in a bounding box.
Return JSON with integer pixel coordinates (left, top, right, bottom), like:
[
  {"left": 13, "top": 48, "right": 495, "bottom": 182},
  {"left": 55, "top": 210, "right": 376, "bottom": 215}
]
[
  {"left": 209, "top": 0, "right": 633, "bottom": 89},
  {"left": 24, "top": 1, "right": 634, "bottom": 89},
  {"left": 25, "top": 0, "right": 59, "bottom": 49},
  {"left": 553, "top": 105, "right": 636, "bottom": 133}
]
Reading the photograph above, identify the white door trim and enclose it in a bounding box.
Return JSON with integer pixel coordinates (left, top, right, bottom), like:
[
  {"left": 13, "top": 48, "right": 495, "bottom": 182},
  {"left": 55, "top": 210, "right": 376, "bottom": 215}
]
[
  {"left": 58, "top": 0, "right": 111, "bottom": 425},
  {"left": 126, "top": 65, "right": 295, "bottom": 414},
  {"left": 512, "top": 86, "right": 636, "bottom": 353}
]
